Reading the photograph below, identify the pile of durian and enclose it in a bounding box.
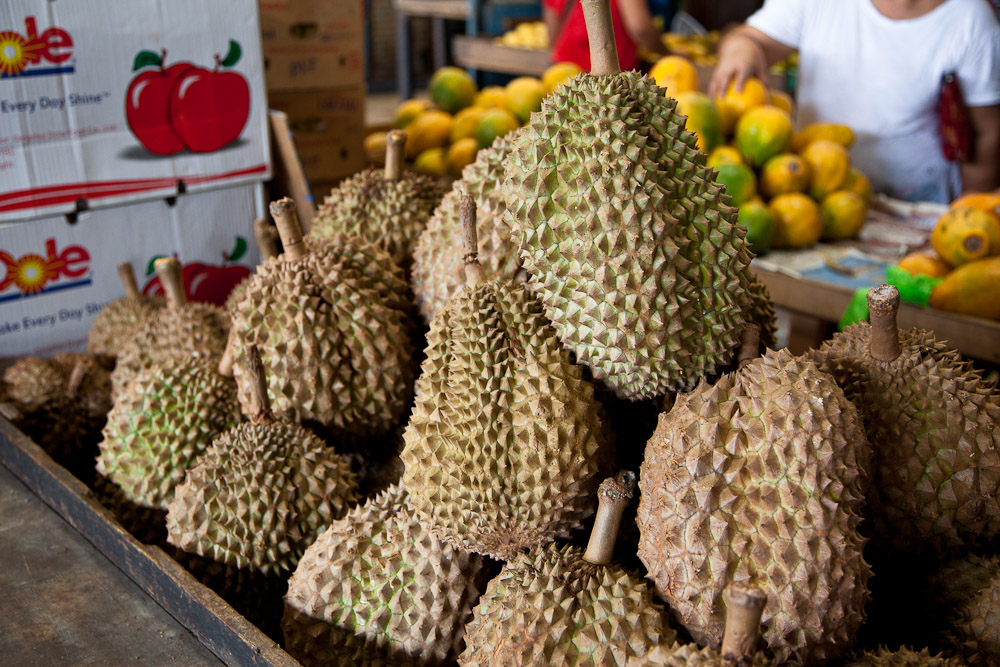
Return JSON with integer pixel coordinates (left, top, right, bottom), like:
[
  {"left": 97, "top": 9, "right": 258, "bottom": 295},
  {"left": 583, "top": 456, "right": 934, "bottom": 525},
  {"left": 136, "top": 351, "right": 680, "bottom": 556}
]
[{"left": 3, "top": 2, "right": 999, "bottom": 664}]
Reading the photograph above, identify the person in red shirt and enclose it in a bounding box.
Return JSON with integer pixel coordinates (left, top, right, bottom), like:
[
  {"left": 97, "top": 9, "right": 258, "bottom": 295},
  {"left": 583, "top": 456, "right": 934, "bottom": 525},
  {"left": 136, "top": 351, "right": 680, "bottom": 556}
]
[{"left": 543, "top": 0, "right": 668, "bottom": 72}]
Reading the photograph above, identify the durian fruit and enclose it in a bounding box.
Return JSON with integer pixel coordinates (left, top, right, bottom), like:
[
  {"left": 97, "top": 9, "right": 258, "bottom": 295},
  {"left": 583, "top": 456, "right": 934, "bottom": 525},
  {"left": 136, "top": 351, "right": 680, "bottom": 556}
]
[
  {"left": 166, "top": 345, "right": 360, "bottom": 631},
  {"left": 844, "top": 647, "right": 966, "bottom": 666},
  {"left": 86, "top": 262, "right": 165, "bottom": 359},
  {"left": 111, "top": 257, "right": 229, "bottom": 400},
  {"left": 459, "top": 471, "right": 675, "bottom": 665},
  {"left": 228, "top": 198, "right": 416, "bottom": 445},
  {"left": 501, "top": 0, "right": 773, "bottom": 400},
  {"left": 95, "top": 357, "right": 241, "bottom": 541},
  {"left": 401, "top": 196, "right": 611, "bottom": 560},
  {"left": 928, "top": 553, "right": 1000, "bottom": 664},
  {"left": 637, "top": 339, "right": 872, "bottom": 664},
  {"left": 283, "top": 484, "right": 486, "bottom": 666},
  {"left": 411, "top": 133, "right": 523, "bottom": 324},
  {"left": 309, "top": 130, "right": 446, "bottom": 271},
  {"left": 811, "top": 284, "right": 1000, "bottom": 555},
  {"left": 224, "top": 217, "right": 280, "bottom": 314}
]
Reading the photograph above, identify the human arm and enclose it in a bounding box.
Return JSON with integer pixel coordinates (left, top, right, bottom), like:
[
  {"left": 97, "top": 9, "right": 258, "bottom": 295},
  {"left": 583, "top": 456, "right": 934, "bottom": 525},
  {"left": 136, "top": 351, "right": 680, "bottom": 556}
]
[
  {"left": 708, "top": 24, "right": 795, "bottom": 98},
  {"left": 544, "top": 5, "right": 560, "bottom": 46},
  {"left": 618, "top": 0, "right": 668, "bottom": 57},
  {"left": 961, "top": 104, "right": 1000, "bottom": 193}
]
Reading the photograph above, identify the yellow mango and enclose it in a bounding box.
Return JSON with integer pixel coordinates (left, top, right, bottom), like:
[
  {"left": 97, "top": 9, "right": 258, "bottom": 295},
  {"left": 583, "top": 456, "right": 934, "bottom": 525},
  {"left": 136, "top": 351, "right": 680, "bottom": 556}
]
[
  {"left": 791, "top": 122, "right": 855, "bottom": 153},
  {"left": 930, "top": 256, "right": 1000, "bottom": 320}
]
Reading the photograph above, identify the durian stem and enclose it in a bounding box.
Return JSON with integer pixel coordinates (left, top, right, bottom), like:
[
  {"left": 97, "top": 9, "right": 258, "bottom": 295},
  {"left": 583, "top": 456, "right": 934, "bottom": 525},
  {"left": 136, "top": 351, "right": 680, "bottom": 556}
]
[
  {"left": 118, "top": 262, "right": 141, "bottom": 299},
  {"left": 737, "top": 325, "right": 760, "bottom": 368},
  {"left": 580, "top": 0, "right": 620, "bottom": 76},
  {"left": 154, "top": 257, "right": 186, "bottom": 309},
  {"left": 867, "top": 284, "right": 901, "bottom": 361},
  {"left": 721, "top": 583, "right": 766, "bottom": 665},
  {"left": 583, "top": 470, "right": 637, "bottom": 565},
  {"left": 243, "top": 344, "right": 273, "bottom": 423},
  {"left": 253, "top": 218, "right": 279, "bottom": 261},
  {"left": 218, "top": 329, "right": 236, "bottom": 377},
  {"left": 460, "top": 193, "right": 486, "bottom": 286},
  {"left": 65, "top": 357, "right": 93, "bottom": 398},
  {"left": 270, "top": 197, "right": 308, "bottom": 261},
  {"left": 384, "top": 130, "right": 406, "bottom": 181}
]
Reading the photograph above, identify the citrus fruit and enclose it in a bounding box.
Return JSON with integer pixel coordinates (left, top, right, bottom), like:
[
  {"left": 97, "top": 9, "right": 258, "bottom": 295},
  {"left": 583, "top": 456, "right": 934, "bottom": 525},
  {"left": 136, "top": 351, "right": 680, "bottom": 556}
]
[
  {"left": 475, "top": 107, "right": 520, "bottom": 149},
  {"left": 760, "top": 153, "right": 810, "bottom": 198},
  {"left": 800, "top": 139, "right": 850, "bottom": 200},
  {"left": 363, "top": 132, "right": 388, "bottom": 164},
  {"left": 950, "top": 192, "right": 1000, "bottom": 217},
  {"left": 429, "top": 66, "right": 477, "bottom": 113},
  {"left": 451, "top": 106, "right": 486, "bottom": 142},
  {"left": 820, "top": 191, "right": 867, "bottom": 240},
  {"left": 542, "top": 61, "right": 583, "bottom": 93},
  {"left": 930, "top": 205, "right": 1000, "bottom": 266},
  {"left": 394, "top": 99, "right": 430, "bottom": 129},
  {"left": 735, "top": 105, "right": 794, "bottom": 166},
  {"left": 475, "top": 86, "right": 510, "bottom": 110},
  {"left": 446, "top": 137, "right": 479, "bottom": 178},
  {"left": 738, "top": 200, "right": 775, "bottom": 254},
  {"left": 505, "top": 77, "right": 546, "bottom": 124},
  {"left": 414, "top": 147, "right": 447, "bottom": 176},
  {"left": 770, "top": 89, "right": 794, "bottom": 115},
  {"left": 897, "top": 251, "right": 952, "bottom": 279},
  {"left": 649, "top": 55, "right": 699, "bottom": 98},
  {"left": 707, "top": 145, "right": 744, "bottom": 169},
  {"left": 715, "top": 77, "right": 770, "bottom": 136},
  {"left": 791, "top": 122, "right": 855, "bottom": 153},
  {"left": 841, "top": 167, "right": 872, "bottom": 204},
  {"left": 674, "top": 91, "right": 722, "bottom": 152},
  {"left": 405, "top": 110, "right": 453, "bottom": 158},
  {"left": 768, "top": 192, "right": 823, "bottom": 248},
  {"left": 930, "top": 256, "right": 1000, "bottom": 320},
  {"left": 714, "top": 164, "right": 757, "bottom": 205}
]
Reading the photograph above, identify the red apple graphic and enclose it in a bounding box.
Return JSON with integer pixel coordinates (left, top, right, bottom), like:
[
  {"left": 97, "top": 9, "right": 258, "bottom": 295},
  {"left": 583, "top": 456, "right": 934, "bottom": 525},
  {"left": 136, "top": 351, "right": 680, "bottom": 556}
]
[
  {"left": 125, "top": 50, "right": 194, "bottom": 155},
  {"left": 169, "top": 41, "right": 251, "bottom": 153},
  {"left": 141, "top": 238, "right": 251, "bottom": 306}
]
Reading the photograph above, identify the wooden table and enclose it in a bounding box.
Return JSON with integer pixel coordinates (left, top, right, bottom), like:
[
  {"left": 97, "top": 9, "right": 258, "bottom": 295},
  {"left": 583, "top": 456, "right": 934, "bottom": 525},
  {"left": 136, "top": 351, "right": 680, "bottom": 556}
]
[{"left": 452, "top": 35, "right": 550, "bottom": 75}]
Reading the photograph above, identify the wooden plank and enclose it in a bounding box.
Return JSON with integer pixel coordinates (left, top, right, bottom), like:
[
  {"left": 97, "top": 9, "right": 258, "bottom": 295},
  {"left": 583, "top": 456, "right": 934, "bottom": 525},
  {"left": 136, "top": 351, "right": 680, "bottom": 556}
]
[
  {"left": 755, "top": 267, "right": 1000, "bottom": 363},
  {"left": 0, "top": 419, "right": 300, "bottom": 667},
  {"left": 395, "top": 0, "right": 469, "bottom": 19},
  {"left": 452, "top": 36, "right": 550, "bottom": 76}
]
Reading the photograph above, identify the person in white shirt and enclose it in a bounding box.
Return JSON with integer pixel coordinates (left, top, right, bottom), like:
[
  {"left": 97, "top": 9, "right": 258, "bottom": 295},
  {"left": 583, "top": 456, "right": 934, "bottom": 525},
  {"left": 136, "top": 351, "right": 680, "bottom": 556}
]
[{"left": 709, "top": 0, "right": 1000, "bottom": 203}]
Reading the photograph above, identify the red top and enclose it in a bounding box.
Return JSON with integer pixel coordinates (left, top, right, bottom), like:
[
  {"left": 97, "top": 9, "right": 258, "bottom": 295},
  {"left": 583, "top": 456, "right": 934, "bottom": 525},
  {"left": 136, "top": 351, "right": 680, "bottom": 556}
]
[{"left": 544, "top": 0, "right": 639, "bottom": 73}]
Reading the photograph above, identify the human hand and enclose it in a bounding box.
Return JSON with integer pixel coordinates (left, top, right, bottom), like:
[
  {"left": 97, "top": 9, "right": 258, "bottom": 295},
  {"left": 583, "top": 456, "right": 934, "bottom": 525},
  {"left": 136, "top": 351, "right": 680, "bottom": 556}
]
[{"left": 708, "top": 32, "right": 769, "bottom": 99}]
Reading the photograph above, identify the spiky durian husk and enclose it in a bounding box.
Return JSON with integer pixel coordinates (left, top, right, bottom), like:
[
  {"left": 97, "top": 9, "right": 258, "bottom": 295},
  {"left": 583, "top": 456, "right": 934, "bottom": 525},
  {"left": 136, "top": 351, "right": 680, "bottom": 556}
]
[
  {"left": 844, "top": 646, "right": 966, "bottom": 666},
  {"left": 811, "top": 325, "right": 1000, "bottom": 555},
  {"left": 283, "top": 485, "right": 484, "bottom": 666},
  {"left": 503, "top": 72, "right": 763, "bottom": 400},
  {"left": 460, "top": 543, "right": 673, "bottom": 666},
  {"left": 166, "top": 420, "right": 359, "bottom": 577},
  {"left": 627, "top": 642, "right": 775, "bottom": 666},
  {"left": 86, "top": 295, "right": 165, "bottom": 357},
  {"left": 411, "top": 135, "right": 523, "bottom": 323},
  {"left": 310, "top": 167, "right": 446, "bottom": 271},
  {"left": 637, "top": 348, "right": 871, "bottom": 664},
  {"left": 746, "top": 274, "right": 777, "bottom": 350},
  {"left": 401, "top": 279, "right": 611, "bottom": 560},
  {"left": 3, "top": 357, "right": 66, "bottom": 407},
  {"left": 96, "top": 358, "right": 241, "bottom": 535},
  {"left": 230, "top": 236, "right": 415, "bottom": 445},
  {"left": 929, "top": 554, "right": 1000, "bottom": 665},
  {"left": 111, "top": 303, "right": 229, "bottom": 400}
]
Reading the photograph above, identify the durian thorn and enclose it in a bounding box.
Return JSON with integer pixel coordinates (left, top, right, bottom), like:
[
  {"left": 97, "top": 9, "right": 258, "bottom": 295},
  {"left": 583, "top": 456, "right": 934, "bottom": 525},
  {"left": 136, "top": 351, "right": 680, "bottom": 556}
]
[
  {"left": 65, "top": 357, "right": 94, "bottom": 398},
  {"left": 721, "top": 583, "right": 766, "bottom": 665},
  {"left": 459, "top": 193, "right": 486, "bottom": 286},
  {"left": 270, "top": 197, "right": 308, "bottom": 261},
  {"left": 243, "top": 344, "right": 273, "bottom": 423},
  {"left": 737, "top": 325, "right": 761, "bottom": 368},
  {"left": 117, "top": 262, "right": 141, "bottom": 299},
  {"left": 867, "top": 284, "right": 901, "bottom": 361},
  {"left": 253, "top": 218, "right": 279, "bottom": 261},
  {"left": 218, "top": 329, "right": 236, "bottom": 377},
  {"left": 154, "top": 257, "right": 186, "bottom": 309},
  {"left": 580, "top": 0, "right": 620, "bottom": 76},
  {"left": 385, "top": 130, "right": 407, "bottom": 181},
  {"left": 583, "top": 470, "right": 636, "bottom": 565}
]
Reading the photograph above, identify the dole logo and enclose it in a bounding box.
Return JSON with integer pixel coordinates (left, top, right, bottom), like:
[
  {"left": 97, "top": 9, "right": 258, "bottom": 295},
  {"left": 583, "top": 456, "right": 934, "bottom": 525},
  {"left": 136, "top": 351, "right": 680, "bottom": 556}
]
[
  {"left": 0, "top": 17, "right": 74, "bottom": 79},
  {"left": 0, "top": 239, "right": 91, "bottom": 304}
]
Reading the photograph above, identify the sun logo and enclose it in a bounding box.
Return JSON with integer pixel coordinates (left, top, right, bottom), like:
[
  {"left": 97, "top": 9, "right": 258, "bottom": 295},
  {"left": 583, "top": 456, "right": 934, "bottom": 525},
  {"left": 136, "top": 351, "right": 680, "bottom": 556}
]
[
  {"left": 9, "top": 254, "right": 52, "bottom": 294},
  {"left": 0, "top": 29, "right": 43, "bottom": 77},
  {"left": 0, "top": 17, "right": 73, "bottom": 79}
]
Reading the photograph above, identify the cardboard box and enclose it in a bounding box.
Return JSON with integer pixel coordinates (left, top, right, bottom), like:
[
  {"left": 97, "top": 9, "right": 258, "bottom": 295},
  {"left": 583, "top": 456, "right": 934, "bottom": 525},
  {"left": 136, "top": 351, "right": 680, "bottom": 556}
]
[
  {"left": 0, "top": 183, "right": 265, "bottom": 357},
  {"left": 268, "top": 87, "right": 365, "bottom": 183},
  {"left": 259, "top": 0, "right": 364, "bottom": 91},
  {"left": 0, "top": 1, "right": 271, "bottom": 222}
]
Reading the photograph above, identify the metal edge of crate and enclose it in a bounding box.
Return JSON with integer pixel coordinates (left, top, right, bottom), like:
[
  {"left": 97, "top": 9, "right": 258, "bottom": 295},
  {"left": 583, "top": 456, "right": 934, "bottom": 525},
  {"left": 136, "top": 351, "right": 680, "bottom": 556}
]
[{"left": 0, "top": 418, "right": 301, "bottom": 667}]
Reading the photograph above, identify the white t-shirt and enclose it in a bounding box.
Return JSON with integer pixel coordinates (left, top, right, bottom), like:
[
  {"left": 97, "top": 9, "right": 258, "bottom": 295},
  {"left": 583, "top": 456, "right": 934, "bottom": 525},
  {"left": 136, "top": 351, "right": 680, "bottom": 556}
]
[{"left": 748, "top": 0, "right": 1000, "bottom": 203}]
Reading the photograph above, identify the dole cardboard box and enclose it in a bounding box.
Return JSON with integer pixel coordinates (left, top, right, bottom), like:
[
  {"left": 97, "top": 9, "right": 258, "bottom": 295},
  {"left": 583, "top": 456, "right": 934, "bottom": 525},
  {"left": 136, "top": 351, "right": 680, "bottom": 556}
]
[
  {"left": 0, "top": 1, "right": 271, "bottom": 223},
  {"left": 0, "top": 182, "right": 264, "bottom": 358}
]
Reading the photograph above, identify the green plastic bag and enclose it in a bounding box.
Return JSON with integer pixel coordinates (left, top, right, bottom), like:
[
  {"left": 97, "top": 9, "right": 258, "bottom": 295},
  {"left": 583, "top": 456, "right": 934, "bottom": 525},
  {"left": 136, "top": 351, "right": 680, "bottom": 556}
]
[{"left": 837, "top": 265, "right": 944, "bottom": 330}]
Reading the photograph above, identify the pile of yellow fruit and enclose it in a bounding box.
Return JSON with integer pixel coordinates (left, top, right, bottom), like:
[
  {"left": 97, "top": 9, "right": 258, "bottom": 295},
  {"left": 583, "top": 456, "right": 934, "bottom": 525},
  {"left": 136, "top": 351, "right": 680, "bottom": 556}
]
[
  {"left": 495, "top": 21, "right": 548, "bottom": 50},
  {"left": 365, "top": 63, "right": 583, "bottom": 179},
  {"left": 661, "top": 31, "right": 721, "bottom": 66},
  {"left": 896, "top": 194, "right": 1000, "bottom": 320},
  {"left": 647, "top": 55, "right": 871, "bottom": 255}
]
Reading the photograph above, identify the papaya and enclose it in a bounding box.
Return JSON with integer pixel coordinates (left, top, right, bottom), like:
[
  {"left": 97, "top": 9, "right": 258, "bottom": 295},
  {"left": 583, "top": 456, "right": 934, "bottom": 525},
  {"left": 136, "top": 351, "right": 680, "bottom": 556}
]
[
  {"left": 405, "top": 110, "right": 453, "bottom": 158},
  {"left": 841, "top": 167, "right": 873, "bottom": 204},
  {"left": 801, "top": 140, "right": 850, "bottom": 200},
  {"left": 735, "top": 105, "right": 794, "bottom": 166},
  {"left": 896, "top": 251, "right": 952, "bottom": 279},
  {"left": 930, "top": 205, "right": 1000, "bottom": 267},
  {"left": 760, "top": 153, "right": 810, "bottom": 197},
  {"left": 542, "top": 61, "right": 583, "bottom": 93},
  {"left": 649, "top": 55, "right": 698, "bottom": 98},
  {"left": 715, "top": 77, "right": 769, "bottom": 136},
  {"left": 707, "top": 145, "right": 744, "bottom": 169},
  {"left": 791, "top": 122, "right": 855, "bottom": 153},
  {"left": 769, "top": 192, "right": 823, "bottom": 248},
  {"left": 714, "top": 164, "right": 757, "bottom": 205},
  {"left": 429, "top": 67, "right": 477, "bottom": 113},
  {"left": 929, "top": 255, "right": 1000, "bottom": 320},
  {"left": 674, "top": 91, "right": 722, "bottom": 152},
  {"left": 820, "top": 191, "right": 867, "bottom": 240},
  {"left": 394, "top": 99, "right": 431, "bottom": 129},
  {"left": 950, "top": 192, "right": 1000, "bottom": 217}
]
